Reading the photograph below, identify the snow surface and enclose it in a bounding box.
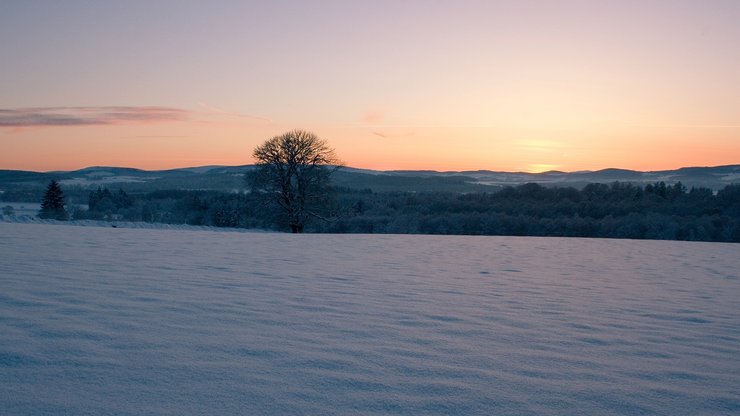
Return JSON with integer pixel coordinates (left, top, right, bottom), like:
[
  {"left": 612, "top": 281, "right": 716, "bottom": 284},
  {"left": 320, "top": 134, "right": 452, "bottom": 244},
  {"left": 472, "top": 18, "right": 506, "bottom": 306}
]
[
  {"left": 1, "top": 222, "right": 738, "bottom": 415},
  {"left": 1, "top": 214, "right": 264, "bottom": 233},
  {"left": 1, "top": 203, "right": 41, "bottom": 217}
]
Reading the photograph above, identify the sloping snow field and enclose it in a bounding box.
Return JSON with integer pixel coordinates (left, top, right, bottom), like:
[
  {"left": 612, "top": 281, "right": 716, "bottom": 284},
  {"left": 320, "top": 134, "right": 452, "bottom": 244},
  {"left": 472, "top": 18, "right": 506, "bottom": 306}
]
[{"left": 1, "top": 222, "right": 738, "bottom": 415}]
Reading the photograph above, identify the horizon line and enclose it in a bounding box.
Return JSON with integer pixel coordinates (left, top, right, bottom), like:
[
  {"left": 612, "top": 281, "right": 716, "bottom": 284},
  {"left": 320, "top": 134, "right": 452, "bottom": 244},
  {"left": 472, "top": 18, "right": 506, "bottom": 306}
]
[{"left": 5, "top": 162, "right": 739, "bottom": 176}]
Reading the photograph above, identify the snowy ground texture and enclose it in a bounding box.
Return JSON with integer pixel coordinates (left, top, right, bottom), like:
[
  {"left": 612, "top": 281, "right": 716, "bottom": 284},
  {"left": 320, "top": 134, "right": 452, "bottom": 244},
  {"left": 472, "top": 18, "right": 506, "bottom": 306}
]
[{"left": 1, "top": 222, "right": 739, "bottom": 415}]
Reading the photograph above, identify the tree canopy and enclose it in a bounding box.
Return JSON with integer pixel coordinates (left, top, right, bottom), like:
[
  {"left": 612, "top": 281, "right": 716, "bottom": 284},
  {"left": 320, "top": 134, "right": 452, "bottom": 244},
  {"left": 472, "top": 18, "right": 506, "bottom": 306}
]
[{"left": 249, "top": 130, "right": 341, "bottom": 233}]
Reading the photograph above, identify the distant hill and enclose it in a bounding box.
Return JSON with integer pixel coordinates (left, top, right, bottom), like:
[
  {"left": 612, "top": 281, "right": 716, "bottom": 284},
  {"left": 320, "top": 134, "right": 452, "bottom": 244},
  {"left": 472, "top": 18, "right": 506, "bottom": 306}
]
[
  {"left": 0, "top": 164, "right": 738, "bottom": 201},
  {"left": 336, "top": 165, "right": 740, "bottom": 192}
]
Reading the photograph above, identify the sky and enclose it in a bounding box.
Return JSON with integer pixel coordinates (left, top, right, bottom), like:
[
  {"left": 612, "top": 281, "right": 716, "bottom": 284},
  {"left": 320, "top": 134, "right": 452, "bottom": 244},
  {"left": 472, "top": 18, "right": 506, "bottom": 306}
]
[{"left": 1, "top": 0, "right": 739, "bottom": 173}]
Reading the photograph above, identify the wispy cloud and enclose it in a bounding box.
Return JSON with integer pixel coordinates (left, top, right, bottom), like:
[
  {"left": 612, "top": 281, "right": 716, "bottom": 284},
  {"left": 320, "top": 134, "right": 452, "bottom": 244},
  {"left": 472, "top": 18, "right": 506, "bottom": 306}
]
[
  {"left": 134, "top": 135, "right": 190, "bottom": 138},
  {"left": 348, "top": 123, "right": 494, "bottom": 128},
  {"left": 0, "top": 106, "right": 190, "bottom": 127},
  {"left": 627, "top": 123, "right": 740, "bottom": 129},
  {"left": 361, "top": 111, "right": 386, "bottom": 124},
  {"left": 197, "top": 102, "right": 273, "bottom": 123},
  {"left": 517, "top": 140, "right": 567, "bottom": 153},
  {"left": 671, "top": 124, "right": 740, "bottom": 128},
  {"left": 370, "top": 130, "right": 415, "bottom": 139}
]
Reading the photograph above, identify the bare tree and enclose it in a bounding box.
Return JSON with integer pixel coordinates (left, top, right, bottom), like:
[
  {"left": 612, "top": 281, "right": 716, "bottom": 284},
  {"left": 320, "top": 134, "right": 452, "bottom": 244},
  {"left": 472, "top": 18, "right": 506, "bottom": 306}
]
[{"left": 250, "top": 130, "right": 341, "bottom": 233}]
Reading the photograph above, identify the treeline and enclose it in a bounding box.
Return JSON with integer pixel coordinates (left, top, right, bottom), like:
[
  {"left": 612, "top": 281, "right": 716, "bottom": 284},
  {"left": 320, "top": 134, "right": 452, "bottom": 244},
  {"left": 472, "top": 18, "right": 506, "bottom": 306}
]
[
  {"left": 321, "top": 182, "right": 740, "bottom": 242},
  {"left": 72, "top": 188, "right": 274, "bottom": 229},
  {"left": 54, "top": 181, "right": 740, "bottom": 242}
]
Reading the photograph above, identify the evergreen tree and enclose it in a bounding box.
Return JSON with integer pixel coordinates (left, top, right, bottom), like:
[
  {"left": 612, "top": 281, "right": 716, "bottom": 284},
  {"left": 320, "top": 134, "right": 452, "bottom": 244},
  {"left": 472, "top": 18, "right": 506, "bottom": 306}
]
[
  {"left": 88, "top": 187, "right": 112, "bottom": 211},
  {"left": 39, "top": 180, "right": 68, "bottom": 220}
]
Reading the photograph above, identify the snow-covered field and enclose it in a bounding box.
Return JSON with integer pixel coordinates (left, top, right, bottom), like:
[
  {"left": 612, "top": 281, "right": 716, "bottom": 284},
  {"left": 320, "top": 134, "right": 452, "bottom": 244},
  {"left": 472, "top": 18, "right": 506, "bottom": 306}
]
[
  {"left": 1, "top": 222, "right": 738, "bottom": 415},
  {"left": 1, "top": 202, "right": 41, "bottom": 217}
]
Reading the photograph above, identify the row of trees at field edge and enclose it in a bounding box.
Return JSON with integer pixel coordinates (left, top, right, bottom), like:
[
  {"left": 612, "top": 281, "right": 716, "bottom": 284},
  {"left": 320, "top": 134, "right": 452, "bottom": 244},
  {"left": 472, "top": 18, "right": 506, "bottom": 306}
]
[
  {"left": 34, "top": 177, "right": 740, "bottom": 242},
  {"left": 27, "top": 130, "right": 740, "bottom": 242}
]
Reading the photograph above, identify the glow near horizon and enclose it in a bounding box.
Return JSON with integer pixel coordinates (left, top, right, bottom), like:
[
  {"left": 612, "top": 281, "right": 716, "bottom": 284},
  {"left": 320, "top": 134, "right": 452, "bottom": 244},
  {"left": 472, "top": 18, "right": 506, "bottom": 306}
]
[{"left": 1, "top": 1, "right": 738, "bottom": 173}]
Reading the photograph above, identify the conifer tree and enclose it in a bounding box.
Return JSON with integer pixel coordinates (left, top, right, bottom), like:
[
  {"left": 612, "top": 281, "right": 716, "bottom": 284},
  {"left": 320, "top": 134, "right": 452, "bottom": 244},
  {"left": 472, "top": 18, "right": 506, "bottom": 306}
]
[{"left": 39, "top": 180, "right": 68, "bottom": 220}]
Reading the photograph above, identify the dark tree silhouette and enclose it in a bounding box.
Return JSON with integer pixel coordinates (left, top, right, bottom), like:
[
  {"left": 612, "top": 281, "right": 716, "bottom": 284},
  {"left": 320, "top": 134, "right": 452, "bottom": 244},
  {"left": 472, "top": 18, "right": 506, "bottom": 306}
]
[
  {"left": 39, "top": 180, "right": 68, "bottom": 220},
  {"left": 249, "top": 129, "right": 341, "bottom": 233}
]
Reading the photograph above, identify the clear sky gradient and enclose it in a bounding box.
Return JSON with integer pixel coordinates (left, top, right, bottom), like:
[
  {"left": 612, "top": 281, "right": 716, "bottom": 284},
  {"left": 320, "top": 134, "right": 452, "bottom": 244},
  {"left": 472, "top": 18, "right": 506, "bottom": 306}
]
[{"left": 1, "top": 0, "right": 738, "bottom": 172}]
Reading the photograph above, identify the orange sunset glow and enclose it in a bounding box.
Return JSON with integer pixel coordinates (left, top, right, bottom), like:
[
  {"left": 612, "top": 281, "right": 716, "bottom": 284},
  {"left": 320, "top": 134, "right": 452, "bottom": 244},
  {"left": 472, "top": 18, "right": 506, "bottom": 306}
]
[{"left": 1, "top": 1, "right": 738, "bottom": 173}]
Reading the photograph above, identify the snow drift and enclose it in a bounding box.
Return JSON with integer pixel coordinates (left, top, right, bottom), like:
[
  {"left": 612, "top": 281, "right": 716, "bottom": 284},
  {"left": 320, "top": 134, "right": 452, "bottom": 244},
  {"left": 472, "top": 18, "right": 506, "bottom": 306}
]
[{"left": 0, "top": 222, "right": 738, "bottom": 415}]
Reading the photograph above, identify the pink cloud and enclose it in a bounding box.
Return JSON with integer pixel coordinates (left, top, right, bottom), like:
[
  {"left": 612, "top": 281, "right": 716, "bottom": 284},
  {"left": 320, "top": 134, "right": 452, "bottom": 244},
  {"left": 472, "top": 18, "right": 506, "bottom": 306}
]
[
  {"left": 197, "top": 102, "right": 273, "bottom": 123},
  {"left": 361, "top": 111, "right": 386, "bottom": 124},
  {"left": 370, "top": 130, "right": 415, "bottom": 139},
  {"left": 0, "top": 106, "right": 190, "bottom": 128}
]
